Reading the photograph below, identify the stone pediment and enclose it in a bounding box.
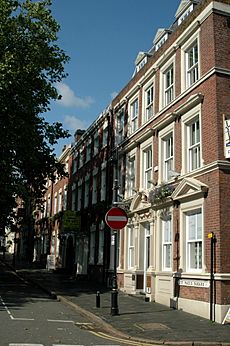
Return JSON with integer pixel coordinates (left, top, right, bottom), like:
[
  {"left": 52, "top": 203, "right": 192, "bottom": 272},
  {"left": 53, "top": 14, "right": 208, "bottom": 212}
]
[
  {"left": 130, "top": 191, "right": 150, "bottom": 212},
  {"left": 171, "top": 177, "right": 208, "bottom": 202}
]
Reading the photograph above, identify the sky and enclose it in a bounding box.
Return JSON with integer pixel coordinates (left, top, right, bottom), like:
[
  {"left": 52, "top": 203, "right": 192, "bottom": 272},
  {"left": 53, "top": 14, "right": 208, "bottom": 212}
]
[{"left": 48, "top": 0, "right": 181, "bottom": 156}]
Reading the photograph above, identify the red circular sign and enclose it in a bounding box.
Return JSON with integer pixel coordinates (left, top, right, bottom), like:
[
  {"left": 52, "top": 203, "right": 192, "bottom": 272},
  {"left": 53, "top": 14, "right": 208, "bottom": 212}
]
[{"left": 105, "top": 207, "right": 128, "bottom": 230}]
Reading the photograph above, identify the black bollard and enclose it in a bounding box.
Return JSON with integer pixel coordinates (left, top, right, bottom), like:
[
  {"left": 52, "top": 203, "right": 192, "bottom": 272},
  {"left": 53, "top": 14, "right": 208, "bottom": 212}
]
[{"left": 96, "top": 291, "right": 100, "bottom": 308}]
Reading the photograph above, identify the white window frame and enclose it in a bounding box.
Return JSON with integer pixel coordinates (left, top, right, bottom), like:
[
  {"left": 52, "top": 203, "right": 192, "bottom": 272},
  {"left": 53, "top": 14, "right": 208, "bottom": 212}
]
[
  {"left": 143, "top": 81, "right": 154, "bottom": 123},
  {"left": 116, "top": 109, "right": 125, "bottom": 144},
  {"left": 181, "top": 104, "right": 202, "bottom": 175},
  {"left": 86, "top": 141, "right": 91, "bottom": 162},
  {"left": 58, "top": 189, "right": 62, "bottom": 212},
  {"left": 159, "top": 123, "right": 174, "bottom": 183},
  {"left": 143, "top": 147, "right": 152, "bottom": 190},
  {"left": 188, "top": 117, "right": 200, "bottom": 171},
  {"left": 164, "top": 63, "right": 174, "bottom": 106},
  {"left": 186, "top": 208, "right": 203, "bottom": 272},
  {"left": 63, "top": 185, "right": 67, "bottom": 211},
  {"left": 128, "top": 226, "right": 135, "bottom": 269},
  {"left": 181, "top": 31, "right": 200, "bottom": 92},
  {"left": 129, "top": 97, "right": 138, "bottom": 134},
  {"left": 102, "top": 124, "right": 108, "bottom": 147},
  {"left": 100, "top": 165, "right": 106, "bottom": 201},
  {"left": 126, "top": 154, "right": 136, "bottom": 198},
  {"left": 161, "top": 215, "right": 172, "bottom": 271},
  {"left": 54, "top": 192, "right": 58, "bottom": 214},
  {"left": 94, "top": 133, "right": 99, "bottom": 156}
]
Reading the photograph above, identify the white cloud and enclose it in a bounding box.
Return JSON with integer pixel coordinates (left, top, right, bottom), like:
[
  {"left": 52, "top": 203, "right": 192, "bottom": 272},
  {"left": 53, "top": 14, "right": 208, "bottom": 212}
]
[
  {"left": 56, "top": 82, "right": 94, "bottom": 108},
  {"left": 63, "top": 115, "right": 89, "bottom": 132}
]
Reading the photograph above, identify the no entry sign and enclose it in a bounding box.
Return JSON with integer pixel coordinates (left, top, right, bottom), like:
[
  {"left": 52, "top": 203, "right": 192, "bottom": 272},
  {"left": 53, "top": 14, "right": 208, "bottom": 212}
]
[{"left": 105, "top": 207, "right": 128, "bottom": 230}]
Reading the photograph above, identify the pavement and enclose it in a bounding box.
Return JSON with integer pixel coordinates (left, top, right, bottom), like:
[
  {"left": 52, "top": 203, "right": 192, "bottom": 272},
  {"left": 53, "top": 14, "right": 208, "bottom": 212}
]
[{"left": 1, "top": 253, "right": 230, "bottom": 346}]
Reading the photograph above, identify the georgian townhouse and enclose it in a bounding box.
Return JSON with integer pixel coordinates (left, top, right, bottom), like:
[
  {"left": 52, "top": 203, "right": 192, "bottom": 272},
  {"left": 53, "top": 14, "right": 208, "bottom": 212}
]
[
  {"left": 34, "top": 144, "right": 72, "bottom": 269},
  {"left": 70, "top": 107, "right": 114, "bottom": 283},
  {"left": 112, "top": 0, "right": 230, "bottom": 323}
]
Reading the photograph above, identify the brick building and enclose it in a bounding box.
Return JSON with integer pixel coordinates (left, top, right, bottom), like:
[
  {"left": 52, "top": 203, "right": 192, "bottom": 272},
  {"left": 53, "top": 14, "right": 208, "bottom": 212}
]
[
  {"left": 34, "top": 0, "right": 230, "bottom": 323},
  {"left": 34, "top": 144, "right": 72, "bottom": 268},
  {"left": 111, "top": 0, "right": 230, "bottom": 323}
]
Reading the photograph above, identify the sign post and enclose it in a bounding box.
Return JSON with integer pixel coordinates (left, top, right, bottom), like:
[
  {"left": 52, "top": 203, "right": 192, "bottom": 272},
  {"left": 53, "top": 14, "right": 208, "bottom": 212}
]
[{"left": 105, "top": 206, "right": 128, "bottom": 316}]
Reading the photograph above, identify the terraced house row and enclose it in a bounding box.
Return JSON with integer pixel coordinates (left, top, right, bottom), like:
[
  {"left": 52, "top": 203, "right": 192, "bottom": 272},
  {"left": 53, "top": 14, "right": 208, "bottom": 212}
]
[{"left": 33, "top": 0, "right": 230, "bottom": 324}]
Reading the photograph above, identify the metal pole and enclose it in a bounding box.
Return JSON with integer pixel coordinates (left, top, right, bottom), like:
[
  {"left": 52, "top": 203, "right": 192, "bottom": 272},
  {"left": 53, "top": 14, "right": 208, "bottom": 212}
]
[
  {"left": 111, "top": 177, "right": 119, "bottom": 315},
  {"left": 209, "top": 232, "right": 215, "bottom": 321},
  {"left": 111, "top": 230, "right": 119, "bottom": 315}
]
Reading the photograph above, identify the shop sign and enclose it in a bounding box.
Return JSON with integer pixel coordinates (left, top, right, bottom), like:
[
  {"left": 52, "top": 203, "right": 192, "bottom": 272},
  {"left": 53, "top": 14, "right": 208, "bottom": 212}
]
[
  {"left": 224, "top": 119, "right": 230, "bottom": 158},
  {"left": 63, "top": 210, "right": 81, "bottom": 232},
  {"left": 47, "top": 254, "right": 55, "bottom": 270},
  {"left": 178, "top": 279, "right": 210, "bottom": 288}
]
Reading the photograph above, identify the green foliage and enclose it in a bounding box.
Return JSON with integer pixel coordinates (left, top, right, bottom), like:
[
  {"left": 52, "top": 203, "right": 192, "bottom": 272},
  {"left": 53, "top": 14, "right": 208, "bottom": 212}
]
[{"left": 0, "top": 0, "right": 70, "bottom": 224}]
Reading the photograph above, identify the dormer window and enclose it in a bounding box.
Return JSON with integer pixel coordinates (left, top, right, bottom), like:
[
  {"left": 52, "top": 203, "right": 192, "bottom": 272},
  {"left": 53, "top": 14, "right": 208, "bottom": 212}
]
[
  {"left": 153, "top": 28, "right": 171, "bottom": 53},
  {"left": 178, "top": 4, "right": 194, "bottom": 25},
  {"left": 155, "top": 33, "right": 169, "bottom": 52},
  {"left": 136, "top": 56, "right": 147, "bottom": 73}
]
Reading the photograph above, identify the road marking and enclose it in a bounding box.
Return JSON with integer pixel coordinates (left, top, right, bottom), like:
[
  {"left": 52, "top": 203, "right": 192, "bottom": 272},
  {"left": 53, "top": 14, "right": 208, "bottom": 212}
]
[
  {"left": 9, "top": 344, "right": 43, "bottom": 346},
  {"left": 47, "top": 319, "right": 74, "bottom": 323},
  {"left": 90, "top": 331, "right": 157, "bottom": 346},
  {"left": 0, "top": 296, "right": 34, "bottom": 321}
]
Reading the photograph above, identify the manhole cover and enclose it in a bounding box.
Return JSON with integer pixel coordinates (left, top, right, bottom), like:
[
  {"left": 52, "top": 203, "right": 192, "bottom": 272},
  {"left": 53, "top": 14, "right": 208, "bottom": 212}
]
[{"left": 135, "top": 322, "right": 170, "bottom": 331}]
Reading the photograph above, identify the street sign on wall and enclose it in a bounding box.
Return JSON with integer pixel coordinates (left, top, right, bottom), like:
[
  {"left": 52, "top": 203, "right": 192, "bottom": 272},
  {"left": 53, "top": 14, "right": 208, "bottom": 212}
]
[{"left": 105, "top": 207, "right": 128, "bottom": 230}]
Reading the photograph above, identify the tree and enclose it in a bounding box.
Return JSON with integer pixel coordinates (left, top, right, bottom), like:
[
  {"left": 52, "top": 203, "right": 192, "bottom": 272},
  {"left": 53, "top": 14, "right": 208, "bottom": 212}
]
[{"left": 0, "top": 0, "right": 70, "bottom": 226}]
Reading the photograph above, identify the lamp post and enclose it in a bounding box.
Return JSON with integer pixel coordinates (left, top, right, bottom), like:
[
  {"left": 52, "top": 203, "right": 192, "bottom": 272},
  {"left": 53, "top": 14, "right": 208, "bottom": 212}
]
[
  {"left": 105, "top": 199, "right": 128, "bottom": 316},
  {"left": 111, "top": 229, "right": 119, "bottom": 315}
]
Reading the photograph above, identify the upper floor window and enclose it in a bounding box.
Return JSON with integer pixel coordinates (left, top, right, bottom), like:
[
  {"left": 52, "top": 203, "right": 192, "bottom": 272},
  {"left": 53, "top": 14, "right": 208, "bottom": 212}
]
[
  {"left": 84, "top": 178, "right": 90, "bottom": 208},
  {"left": 58, "top": 189, "right": 62, "bottom": 212},
  {"left": 126, "top": 156, "right": 136, "bottom": 197},
  {"left": 100, "top": 167, "right": 106, "bottom": 201},
  {"left": 94, "top": 134, "right": 99, "bottom": 156},
  {"left": 63, "top": 185, "right": 67, "bottom": 211},
  {"left": 144, "top": 84, "right": 154, "bottom": 122},
  {"left": 102, "top": 126, "right": 108, "bottom": 147},
  {"left": 186, "top": 40, "right": 199, "bottom": 87},
  {"left": 143, "top": 146, "right": 152, "bottom": 189},
  {"left": 164, "top": 64, "right": 174, "bottom": 106},
  {"left": 130, "top": 98, "right": 138, "bottom": 133},
  {"left": 76, "top": 184, "right": 82, "bottom": 211},
  {"left": 187, "top": 117, "right": 200, "bottom": 172},
  {"left": 163, "top": 133, "right": 174, "bottom": 181},
  {"left": 86, "top": 141, "right": 91, "bottom": 162},
  {"left": 92, "top": 174, "right": 97, "bottom": 204},
  {"left": 117, "top": 109, "right": 125, "bottom": 144},
  {"left": 72, "top": 182, "right": 77, "bottom": 211}
]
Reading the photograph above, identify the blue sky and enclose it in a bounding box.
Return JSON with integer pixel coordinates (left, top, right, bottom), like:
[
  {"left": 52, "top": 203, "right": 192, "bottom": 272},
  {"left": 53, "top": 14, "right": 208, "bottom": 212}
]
[{"left": 49, "top": 0, "right": 181, "bottom": 156}]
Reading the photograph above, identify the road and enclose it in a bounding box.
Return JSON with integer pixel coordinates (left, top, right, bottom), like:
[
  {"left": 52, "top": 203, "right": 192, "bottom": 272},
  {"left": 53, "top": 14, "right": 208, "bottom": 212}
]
[{"left": 0, "top": 262, "right": 155, "bottom": 346}]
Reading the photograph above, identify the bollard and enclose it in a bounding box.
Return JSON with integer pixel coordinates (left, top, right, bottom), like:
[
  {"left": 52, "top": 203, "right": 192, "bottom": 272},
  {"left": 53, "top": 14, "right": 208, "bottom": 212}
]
[{"left": 96, "top": 291, "right": 100, "bottom": 308}]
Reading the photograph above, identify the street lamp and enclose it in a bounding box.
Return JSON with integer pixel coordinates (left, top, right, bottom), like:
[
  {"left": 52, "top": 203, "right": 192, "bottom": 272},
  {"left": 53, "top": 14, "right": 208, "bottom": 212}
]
[{"left": 105, "top": 179, "right": 128, "bottom": 316}]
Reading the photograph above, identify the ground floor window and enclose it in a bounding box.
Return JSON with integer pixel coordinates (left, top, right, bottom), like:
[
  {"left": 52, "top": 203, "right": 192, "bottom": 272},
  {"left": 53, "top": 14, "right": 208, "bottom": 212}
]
[
  {"left": 128, "top": 226, "right": 135, "bottom": 269},
  {"left": 162, "top": 215, "right": 172, "bottom": 271},
  {"left": 186, "top": 208, "right": 202, "bottom": 271}
]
